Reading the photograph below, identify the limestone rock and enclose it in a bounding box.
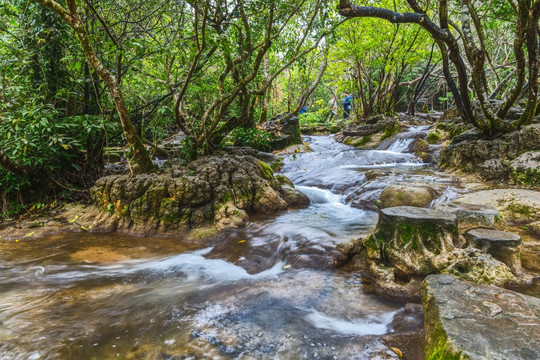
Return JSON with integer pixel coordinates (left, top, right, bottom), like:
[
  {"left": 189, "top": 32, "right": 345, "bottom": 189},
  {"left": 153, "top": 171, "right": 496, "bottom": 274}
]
[
  {"left": 453, "top": 189, "right": 540, "bottom": 225},
  {"left": 274, "top": 143, "right": 312, "bottom": 156},
  {"left": 528, "top": 221, "right": 540, "bottom": 237},
  {"left": 90, "top": 154, "right": 289, "bottom": 236},
  {"left": 467, "top": 228, "right": 523, "bottom": 276},
  {"left": 440, "top": 124, "right": 540, "bottom": 181},
  {"left": 422, "top": 274, "right": 540, "bottom": 360},
  {"left": 279, "top": 186, "right": 310, "bottom": 209},
  {"left": 364, "top": 206, "right": 458, "bottom": 300},
  {"left": 379, "top": 185, "right": 437, "bottom": 209},
  {"left": 510, "top": 151, "right": 540, "bottom": 186},
  {"left": 435, "top": 202, "right": 502, "bottom": 233}
]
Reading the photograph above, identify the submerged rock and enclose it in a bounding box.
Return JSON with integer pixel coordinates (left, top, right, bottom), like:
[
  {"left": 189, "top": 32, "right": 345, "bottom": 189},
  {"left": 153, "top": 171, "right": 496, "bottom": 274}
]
[{"left": 422, "top": 274, "right": 540, "bottom": 360}]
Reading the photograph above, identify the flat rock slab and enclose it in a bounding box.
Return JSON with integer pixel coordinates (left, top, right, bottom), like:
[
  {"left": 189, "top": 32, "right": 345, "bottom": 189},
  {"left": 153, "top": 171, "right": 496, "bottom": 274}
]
[
  {"left": 381, "top": 206, "right": 456, "bottom": 224},
  {"left": 467, "top": 228, "right": 521, "bottom": 247},
  {"left": 453, "top": 189, "right": 540, "bottom": 225},
  {"left": 422, "top": 274, "right": 540, "bottom": 360}
]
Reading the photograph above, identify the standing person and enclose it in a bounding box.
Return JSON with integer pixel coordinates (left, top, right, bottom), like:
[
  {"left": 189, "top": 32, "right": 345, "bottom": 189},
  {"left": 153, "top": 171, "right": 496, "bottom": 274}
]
[
  {"left": 326, "top": 96, "right": 337, "bottom": 122},
  {"left": 342, "top": 92, "right": 352, "bottom": 120}
]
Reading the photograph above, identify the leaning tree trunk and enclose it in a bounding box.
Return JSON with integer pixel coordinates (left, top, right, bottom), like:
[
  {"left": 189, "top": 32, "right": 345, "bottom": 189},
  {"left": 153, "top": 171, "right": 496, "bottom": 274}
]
[
  {"left": 0, "top": 147, "right": 28, "bottom": 176},
  {"left": 35, "top": 0, "right": 156, "bottom": 173}
]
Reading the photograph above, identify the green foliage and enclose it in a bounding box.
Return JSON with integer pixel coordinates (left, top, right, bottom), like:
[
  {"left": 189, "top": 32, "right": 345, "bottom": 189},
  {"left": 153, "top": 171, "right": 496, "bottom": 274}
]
[{"left": 223, "top": 127, "right": 276, "bottom": 152}]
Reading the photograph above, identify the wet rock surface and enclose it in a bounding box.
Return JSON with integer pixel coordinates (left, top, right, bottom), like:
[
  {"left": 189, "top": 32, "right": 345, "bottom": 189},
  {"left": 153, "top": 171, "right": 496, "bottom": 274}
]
[{"left": 422, "top": 274, "right": 540, "bottom": 360}]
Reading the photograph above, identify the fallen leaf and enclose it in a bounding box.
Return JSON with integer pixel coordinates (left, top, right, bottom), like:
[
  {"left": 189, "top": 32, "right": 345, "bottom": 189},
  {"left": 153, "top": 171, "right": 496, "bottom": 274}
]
[
  {"left": 239, "top": 240, "right": 247, "bottom": 243},
  {"left": 25, "top": 231, "right": 35, "bottom": 237},
  {"left": 15, "top": 239, "right": 20, "bottom": 243},
  {"left": 391, "top": 347, "right": 403, "bottom": 357},
  {"left": 283, "top": 265, "right": 292, "bottom": 269}
]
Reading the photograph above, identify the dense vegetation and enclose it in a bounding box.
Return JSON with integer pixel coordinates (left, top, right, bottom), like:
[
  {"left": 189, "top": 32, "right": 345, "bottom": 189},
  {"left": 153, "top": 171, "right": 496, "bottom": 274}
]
[{"left": 1, "top": 0, "right": 538, "bottom": 215}]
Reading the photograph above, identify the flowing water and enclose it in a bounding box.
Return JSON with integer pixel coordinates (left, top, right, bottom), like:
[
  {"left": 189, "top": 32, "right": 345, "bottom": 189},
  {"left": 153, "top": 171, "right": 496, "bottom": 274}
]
[{"left": 0, "top": 126, "right": 465, "bottom": 359}]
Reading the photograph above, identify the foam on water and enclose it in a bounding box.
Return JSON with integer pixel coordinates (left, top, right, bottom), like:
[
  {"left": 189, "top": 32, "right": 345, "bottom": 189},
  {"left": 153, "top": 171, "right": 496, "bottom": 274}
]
[{"left": 305, "top": 308, "right": 397, "bottom": 336}]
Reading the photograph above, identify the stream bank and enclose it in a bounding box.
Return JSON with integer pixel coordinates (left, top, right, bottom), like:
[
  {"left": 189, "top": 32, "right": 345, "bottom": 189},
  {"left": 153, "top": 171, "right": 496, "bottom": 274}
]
[{"left": 1, "top": 116, "right": 539, "bottom": 359}]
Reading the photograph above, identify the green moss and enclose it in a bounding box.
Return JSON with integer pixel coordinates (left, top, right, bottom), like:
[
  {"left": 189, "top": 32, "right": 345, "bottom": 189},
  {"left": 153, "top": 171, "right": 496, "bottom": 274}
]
[
  {"left": 399, "top": 223, "right": 415, "bottom": 246},
  {"left": 426, "top": 339, "right": 467, "bottom": 360},
  {"left": 257, "top": 161, "right": 275, "bottom": 181},
  {"left": 427, "top": 130, "right": 442, "bottom": 144},
  {"left": 381, "top": 124, "right": 398, "bottom": 140},
  {"left": 511, "top": 168, "right": 540, "bottom": 186},
  {"left": 506, "top": 202, "right": 534, "bottom": 216},
  {"left": 354, "top": 135, "right": 372, "bottom": 147}
]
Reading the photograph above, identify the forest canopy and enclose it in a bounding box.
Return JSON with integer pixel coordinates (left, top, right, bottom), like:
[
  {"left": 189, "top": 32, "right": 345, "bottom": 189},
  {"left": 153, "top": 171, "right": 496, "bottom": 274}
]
[{"left": 1, "top": 0, "right": 539, "bottom": 214}]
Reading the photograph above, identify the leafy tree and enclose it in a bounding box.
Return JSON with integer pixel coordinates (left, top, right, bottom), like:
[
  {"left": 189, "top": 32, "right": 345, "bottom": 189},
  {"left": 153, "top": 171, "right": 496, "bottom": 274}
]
[{"left": 338, "top": 0, "right": 540, "bottom": 135}]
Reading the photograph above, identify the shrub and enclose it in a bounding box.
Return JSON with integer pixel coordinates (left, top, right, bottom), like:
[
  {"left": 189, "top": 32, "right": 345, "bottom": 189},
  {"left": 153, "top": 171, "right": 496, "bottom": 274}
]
[{"left": 223, "top": 126, "right": 276, "bottom": 152}]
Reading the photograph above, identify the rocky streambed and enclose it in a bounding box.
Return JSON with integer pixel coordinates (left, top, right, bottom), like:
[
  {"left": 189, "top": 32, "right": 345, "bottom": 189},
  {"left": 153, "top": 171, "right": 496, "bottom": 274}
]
[{"left": 1, "top": 120, "right": 539, "bottom": 359}]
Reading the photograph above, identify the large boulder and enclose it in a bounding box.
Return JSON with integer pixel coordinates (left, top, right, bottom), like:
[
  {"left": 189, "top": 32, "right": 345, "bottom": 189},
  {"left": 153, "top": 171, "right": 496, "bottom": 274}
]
[
  {"left": 90, "top": 155, "right": 288, "bottom": 236},
  {"left": 440, "top": 124, "right": 540, "bottom": 181},
  {"left": 422, "top": 274, "right": 540, "bottom": 360},
  {"left": 379, "top": 185, "right": 437, "bottom": 209},
  {"left": 364, "top": 207, "right": 459, "bottom": 300},
  {"left": 363, "top": 206, "right": 518, "bottom": 301},
  {"left": 510, "top": 151, "right": 540, "bottom": 186}
]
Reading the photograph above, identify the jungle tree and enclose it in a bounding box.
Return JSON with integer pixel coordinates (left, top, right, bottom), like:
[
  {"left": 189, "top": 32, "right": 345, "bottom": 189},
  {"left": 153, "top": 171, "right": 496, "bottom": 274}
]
[{"left": 338, "top": 0, "right": 540, "bottom": 136}]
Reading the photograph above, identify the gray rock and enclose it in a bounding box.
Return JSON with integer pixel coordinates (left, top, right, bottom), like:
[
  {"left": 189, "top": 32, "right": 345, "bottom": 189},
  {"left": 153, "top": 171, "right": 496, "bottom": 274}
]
[
  {"left": 279, "top": 186, "right": 310, "bottom": 209},
  {"left": 440, "top": 124, "right": 540, "bottom": 181},
  {"left": 510, "top": 151, "right": 540, "bottom": 186},
  {"left": 90, "top": 155, "right": 289, "bottom": 235},
  {"left": 435, "top": 202, "right": 502, "bottom": 233},
  {"left": 467, "top": 228, "right": 523, "bottom": 276},
  {"left": 362, "top": 206, "right": 516, "bottom": 300},
  {"left": 364, "top": 207, "right": 458, "bottom": 300},
  {"left": 478, "top": 159, "right": 509, "bottom": 180},
  {"left": 422, "top": 274, "right": 540, "bottom": 360}
]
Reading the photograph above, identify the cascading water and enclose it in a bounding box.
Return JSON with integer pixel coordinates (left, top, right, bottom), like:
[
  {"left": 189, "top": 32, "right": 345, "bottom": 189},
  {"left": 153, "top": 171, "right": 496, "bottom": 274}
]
[{"left": 0, "top": 129, "right": 464, "bottom": 359}]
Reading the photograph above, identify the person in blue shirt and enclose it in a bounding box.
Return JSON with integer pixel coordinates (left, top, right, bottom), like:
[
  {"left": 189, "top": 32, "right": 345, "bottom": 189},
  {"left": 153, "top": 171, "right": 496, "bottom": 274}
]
[{"left": 342, "top": 92, "right": 352, "bottom": 119}]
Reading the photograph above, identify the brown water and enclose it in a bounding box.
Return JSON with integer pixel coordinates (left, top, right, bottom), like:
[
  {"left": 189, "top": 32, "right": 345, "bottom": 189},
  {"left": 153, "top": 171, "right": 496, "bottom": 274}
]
[{"left": 1, "top": 131, "right": 465, "bottom": 359}]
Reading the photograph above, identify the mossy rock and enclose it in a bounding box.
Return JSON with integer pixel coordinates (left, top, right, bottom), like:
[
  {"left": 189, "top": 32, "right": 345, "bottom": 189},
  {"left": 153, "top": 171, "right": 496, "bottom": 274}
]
[{"left": 427, "top": 130, "right": 442, "bottom": 144}]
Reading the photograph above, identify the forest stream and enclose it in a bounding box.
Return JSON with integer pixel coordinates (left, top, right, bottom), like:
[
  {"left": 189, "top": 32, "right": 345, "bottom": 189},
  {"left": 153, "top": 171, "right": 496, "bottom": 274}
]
[{"left": 0, "top": 127, "right": 468, "bottom": 359}]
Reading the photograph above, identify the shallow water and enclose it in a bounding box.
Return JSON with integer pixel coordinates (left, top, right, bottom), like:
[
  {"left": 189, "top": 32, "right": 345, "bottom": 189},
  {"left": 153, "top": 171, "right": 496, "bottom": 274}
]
[{"left": 1, "top": 128, "right": 464, "bottom": 359}]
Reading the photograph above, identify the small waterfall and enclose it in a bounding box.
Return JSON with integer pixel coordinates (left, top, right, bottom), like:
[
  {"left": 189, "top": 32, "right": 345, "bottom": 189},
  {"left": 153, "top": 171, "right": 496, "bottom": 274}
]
[
  {"left": 386, "top": 138, "right": 414, "bottom": 153},
  {"left": 382, "top": 125, "right": 431, "bottom": 153}
]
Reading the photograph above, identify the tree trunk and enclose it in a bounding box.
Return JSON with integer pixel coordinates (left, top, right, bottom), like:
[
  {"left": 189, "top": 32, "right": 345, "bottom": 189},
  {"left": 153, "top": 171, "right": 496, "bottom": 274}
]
[
  {"left": 35, "top": 0, "right": 156, "bottom": 173},
  {"left": 0, "top": 148, "right": 28, "bottom": 177}
]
